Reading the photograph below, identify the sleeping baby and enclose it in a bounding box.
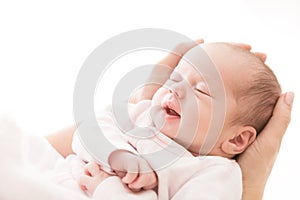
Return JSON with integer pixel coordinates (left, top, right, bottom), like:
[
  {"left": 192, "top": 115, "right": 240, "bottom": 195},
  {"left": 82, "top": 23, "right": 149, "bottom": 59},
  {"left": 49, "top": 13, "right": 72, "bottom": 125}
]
[{"left": 53, "top": 42, "right": 280, "bottom": 200}]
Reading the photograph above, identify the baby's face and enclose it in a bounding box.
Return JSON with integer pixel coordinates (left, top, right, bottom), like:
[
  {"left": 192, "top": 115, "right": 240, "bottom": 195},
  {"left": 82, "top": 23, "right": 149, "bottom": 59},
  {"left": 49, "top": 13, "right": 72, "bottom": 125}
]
[{"left": 151, "top": 44, "right": 248, "bottom": 155}]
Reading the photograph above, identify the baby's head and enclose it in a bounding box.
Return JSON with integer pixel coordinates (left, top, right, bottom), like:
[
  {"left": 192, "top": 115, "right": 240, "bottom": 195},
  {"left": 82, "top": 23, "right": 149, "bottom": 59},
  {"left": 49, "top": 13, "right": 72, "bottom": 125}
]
[{"left": 151, "top": 42, "right": 281, "bottom": 158}]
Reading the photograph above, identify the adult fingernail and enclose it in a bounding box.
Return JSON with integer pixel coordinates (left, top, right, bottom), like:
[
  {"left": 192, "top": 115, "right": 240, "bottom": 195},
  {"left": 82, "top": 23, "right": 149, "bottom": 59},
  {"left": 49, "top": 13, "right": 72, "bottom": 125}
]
[
  {"left": 261, "top": 54, "right": 267, "bottom": 59},
  {"left": 284, "top": 92, "right": 294, "bottom": 106},
  {"left": 196, "top": 38, "right": 204, "bottom": 43}
]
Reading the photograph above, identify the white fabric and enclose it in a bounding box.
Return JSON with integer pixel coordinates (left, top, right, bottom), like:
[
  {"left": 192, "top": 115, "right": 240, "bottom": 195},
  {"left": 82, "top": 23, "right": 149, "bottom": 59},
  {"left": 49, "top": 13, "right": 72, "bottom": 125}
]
[{"left": 0, "top": 116, "right": 89, "bottom": 200}]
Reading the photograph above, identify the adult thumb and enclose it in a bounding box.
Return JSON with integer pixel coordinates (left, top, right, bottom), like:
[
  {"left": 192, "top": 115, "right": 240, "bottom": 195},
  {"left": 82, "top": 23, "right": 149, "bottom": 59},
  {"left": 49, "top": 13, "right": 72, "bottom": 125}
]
[{"left": 260, "top": 92, "right": 294, "bottom": 140}]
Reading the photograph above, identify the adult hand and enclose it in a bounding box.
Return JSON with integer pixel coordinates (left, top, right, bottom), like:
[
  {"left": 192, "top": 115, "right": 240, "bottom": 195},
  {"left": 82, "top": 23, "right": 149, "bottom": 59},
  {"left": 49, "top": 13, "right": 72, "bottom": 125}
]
[
  {"left": 237, "top": 92, "right": 294, "bottom": 200},
  {"left": 229, "top": 42, "right": 267, "bottom": 62}
]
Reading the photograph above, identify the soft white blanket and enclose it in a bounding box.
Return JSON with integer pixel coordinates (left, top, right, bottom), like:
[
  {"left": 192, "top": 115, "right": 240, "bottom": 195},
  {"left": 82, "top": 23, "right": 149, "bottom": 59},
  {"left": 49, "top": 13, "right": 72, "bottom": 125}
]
[{"left": 0, "top": 116, "right": 89, "bottom": 200}]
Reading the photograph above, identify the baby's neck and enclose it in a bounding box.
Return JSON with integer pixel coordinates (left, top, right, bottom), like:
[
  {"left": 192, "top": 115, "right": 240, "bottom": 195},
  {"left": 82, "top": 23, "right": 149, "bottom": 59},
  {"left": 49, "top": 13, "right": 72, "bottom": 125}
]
[{"left": 188, "top": 148, "right": 235, "bottom": 159}]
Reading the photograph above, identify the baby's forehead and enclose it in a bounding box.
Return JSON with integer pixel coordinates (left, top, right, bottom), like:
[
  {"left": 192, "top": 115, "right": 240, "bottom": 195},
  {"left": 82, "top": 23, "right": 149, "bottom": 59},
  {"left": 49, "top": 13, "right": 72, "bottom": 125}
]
[
  {"left": 200, "top": 43, "right": 259, "bottom": 73},
  {"left": 175, "top": 59, "right": 209, "bottom": 80},
  {"left": 176, "top": 44, "right": 244, "bottom": 77},
  {"left": 179, "top": 43, "right": 259, "bottom": 94}
]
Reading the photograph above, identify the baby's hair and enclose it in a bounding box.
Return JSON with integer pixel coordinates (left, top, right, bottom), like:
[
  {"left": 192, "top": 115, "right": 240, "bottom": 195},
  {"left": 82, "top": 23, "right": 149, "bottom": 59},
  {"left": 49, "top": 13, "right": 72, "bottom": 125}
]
[{"left": 216, "top": 43, "right": 281, "bottom": 133}]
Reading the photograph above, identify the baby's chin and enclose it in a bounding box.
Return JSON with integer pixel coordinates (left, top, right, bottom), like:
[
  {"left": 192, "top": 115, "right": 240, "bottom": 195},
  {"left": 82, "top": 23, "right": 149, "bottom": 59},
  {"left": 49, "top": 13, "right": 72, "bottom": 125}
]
[
  {"left": 159, "top": 126, "right": 193, "bottom": 148},
  {"left": 159, "top": 128, "right": 175, "bottom": 139},
  {"left": 149, "top": 106, "right": 165, "bottom": 130}
]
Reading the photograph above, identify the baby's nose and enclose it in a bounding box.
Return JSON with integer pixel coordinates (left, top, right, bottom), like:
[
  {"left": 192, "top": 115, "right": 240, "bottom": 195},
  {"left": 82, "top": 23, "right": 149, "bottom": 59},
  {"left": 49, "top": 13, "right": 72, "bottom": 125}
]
[{"left": 168, "top": 83, "right": 186, "bottom": 98}]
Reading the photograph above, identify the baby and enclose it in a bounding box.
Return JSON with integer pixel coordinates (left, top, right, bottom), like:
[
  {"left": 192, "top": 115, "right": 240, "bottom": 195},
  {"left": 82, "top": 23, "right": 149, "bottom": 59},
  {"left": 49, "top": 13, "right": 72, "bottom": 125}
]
[{"left": 65, "top": 42, "right": 281, "bottom": 199}]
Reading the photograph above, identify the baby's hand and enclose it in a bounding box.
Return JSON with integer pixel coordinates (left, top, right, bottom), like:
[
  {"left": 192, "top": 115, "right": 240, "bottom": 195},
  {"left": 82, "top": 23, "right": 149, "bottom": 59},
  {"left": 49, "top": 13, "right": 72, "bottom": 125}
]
[
  {"left": 109, "top": 150, "right": 158, "bottom": 192},
  {"left": 78, "top": 162, "right": 112, "bottom": 195}
]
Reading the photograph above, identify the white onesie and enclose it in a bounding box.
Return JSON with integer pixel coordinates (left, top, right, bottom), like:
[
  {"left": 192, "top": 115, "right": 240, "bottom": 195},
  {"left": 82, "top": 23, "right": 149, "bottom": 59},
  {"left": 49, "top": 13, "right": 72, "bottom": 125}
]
[{"left": 68, "top": 100, "right": 242, "bottom": 199}]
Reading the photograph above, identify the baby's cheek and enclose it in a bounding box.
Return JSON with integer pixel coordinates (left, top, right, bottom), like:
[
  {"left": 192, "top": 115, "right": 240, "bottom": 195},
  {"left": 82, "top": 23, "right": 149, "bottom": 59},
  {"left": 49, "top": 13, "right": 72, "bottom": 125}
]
[{"left": 152, "top": 87, "right": 167, "bottom": 106}]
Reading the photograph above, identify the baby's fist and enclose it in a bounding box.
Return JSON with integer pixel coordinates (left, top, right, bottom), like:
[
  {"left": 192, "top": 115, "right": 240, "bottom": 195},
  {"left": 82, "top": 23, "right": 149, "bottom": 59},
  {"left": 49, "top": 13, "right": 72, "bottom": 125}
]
[
  {"left": 109, "top": 150, "right": 158, "bottom": 191},
  {"left": 78, "top": 162, "right": 111, "bottom": 195}
]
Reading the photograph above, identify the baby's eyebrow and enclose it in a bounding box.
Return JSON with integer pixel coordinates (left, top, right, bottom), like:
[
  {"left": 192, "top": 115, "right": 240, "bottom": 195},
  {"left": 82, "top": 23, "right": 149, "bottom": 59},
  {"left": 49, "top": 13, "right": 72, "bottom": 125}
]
[{"left": 194, "top": 71, "right": 209, "bottom": 83}]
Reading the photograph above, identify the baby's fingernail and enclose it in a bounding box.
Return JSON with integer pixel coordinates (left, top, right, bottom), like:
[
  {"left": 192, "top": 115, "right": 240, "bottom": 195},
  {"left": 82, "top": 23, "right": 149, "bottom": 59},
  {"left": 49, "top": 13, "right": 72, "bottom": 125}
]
[{"left": 284, "top": 92, "right": 294, "bottom": 106}]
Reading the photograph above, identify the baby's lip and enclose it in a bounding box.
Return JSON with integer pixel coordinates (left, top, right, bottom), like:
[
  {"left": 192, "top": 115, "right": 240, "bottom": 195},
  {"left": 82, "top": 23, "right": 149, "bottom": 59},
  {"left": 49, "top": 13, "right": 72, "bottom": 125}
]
[{"left": 162, "top": 100, "right": 181, "bottom": 118}]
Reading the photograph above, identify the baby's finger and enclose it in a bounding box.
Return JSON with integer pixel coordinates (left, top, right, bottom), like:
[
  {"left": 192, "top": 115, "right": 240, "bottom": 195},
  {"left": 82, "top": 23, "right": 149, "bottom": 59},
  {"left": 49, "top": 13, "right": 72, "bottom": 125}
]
[
  {"left": 122, "top": 172, "right": 138, "bottom": 184},
  {"left": 142, "top": 180, "right": 158, "bottom": 190},
  {"left": 84, "top": 162, "right": 101, "bottom": 177},
  {"left": 128, "top": 172, "right": 157, "bottom": 190},
  {"left": 115, "top": 171, "right": 126, "bottom": 178}
]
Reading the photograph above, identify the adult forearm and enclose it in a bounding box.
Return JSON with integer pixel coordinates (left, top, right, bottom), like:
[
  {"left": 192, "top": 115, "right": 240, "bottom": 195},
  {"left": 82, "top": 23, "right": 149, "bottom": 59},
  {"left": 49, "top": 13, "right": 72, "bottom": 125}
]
[
  {"left": 240, "top": 164, "right": 270, "bottom": 200},
  {"left": 242, "top": 187, "right": 264, "bottom": 200},
  {"left": 131, "top": 40, "right": 203, "bottom": 103},
  {"left": 131, "top": 53, "right": 180, "bottom": 103}
]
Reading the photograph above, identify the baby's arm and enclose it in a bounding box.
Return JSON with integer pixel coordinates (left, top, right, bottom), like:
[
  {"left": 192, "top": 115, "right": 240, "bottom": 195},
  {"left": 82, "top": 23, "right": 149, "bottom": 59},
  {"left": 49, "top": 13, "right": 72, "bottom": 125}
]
[{"left": 109, "top": 150, "right": 158, "bottom": 192}]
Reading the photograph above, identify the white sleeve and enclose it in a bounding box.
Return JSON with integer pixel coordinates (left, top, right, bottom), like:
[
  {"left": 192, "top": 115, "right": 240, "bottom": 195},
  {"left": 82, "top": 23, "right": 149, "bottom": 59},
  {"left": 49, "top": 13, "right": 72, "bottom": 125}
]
[
  {"left": 93, "top": 176, "right": 157, "bottom": 200},
  {"left": 171, "top": 162, "right": 242, "bottom": 200},
  {"left": 72, "top": 132, "right": 94, "bottom": 162},
  {"left": 72, "top": 105, "right": 138, "bottom": 164}
]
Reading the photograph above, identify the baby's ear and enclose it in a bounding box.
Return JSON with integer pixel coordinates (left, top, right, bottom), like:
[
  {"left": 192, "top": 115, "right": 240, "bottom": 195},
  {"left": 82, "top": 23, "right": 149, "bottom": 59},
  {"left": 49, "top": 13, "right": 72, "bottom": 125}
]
[{"left": 221, "top": 126, "right": 257, "bottom": 155}]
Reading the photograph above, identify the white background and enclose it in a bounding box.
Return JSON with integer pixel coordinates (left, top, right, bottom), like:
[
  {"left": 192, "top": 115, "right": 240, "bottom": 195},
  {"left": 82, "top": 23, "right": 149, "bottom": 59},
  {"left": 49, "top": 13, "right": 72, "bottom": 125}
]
[{"left": 0, "top": 0, "right": 299, "bottom": 199}]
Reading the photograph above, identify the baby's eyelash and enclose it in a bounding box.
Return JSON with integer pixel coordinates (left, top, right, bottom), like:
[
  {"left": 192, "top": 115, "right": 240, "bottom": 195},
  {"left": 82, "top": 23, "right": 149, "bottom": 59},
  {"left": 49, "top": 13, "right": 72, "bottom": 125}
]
[{"left": 195, "top": 88, "right": 210, "bottom": 96}]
